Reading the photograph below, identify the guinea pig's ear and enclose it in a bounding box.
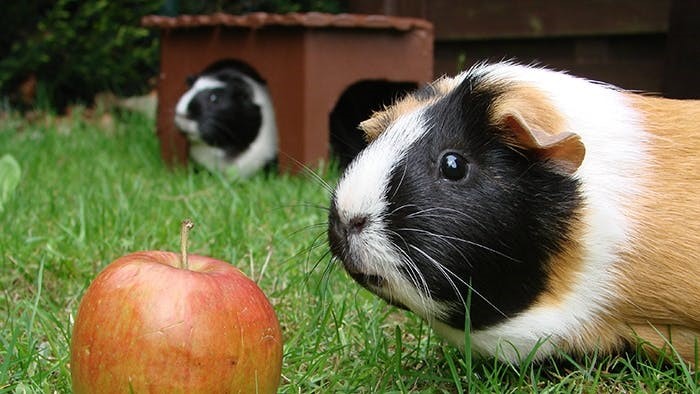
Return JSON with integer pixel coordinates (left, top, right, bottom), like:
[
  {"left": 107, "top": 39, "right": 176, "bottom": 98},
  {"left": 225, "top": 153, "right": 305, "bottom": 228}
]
[
  {"left": 498, "top": 111, "right": 586, "bottom": 174},
  {"left": 487, "top": 83, "right": 587, "bottom": 174},
  {"left": 359, "top": 115, "right": 384, "bottom": 142},
  {"left": 185, "top": 75, "right": 197, "bottom": 87},
  {"left": 360, "top": 94, "right": 424, "bottom": 142}
]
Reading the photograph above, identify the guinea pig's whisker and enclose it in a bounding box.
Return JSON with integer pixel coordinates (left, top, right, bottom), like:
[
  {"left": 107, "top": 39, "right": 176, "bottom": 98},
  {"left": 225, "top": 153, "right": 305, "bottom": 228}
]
[
  {"left": 408, "top": 244, "right": 468, "bottom": 314},
  {"left": 409, "top": 244, "right": 509, "bottom": 320},
  {"left": 318, "top": 250, "right": 337, "bottom": 285},
  {"left": 390, "top": 162, "right": 409, "bottom": 201},
  {"left": 272, "top": 203, "right": 331, "bottom": 212},
  {"left": 312, "top": 251, "right": 339, "bottom": 300},
  {"left": 303, "top": 170, "right": 334, "bottom": 195},
  {"left": 389, "top": 203, "right": 421, "bottom": 216},
  {"left": 401, "top": 260, "right": 436, "bottom": 325},
  {"left": 304, "top": 245, "right": 335, "bottom": 288},
  {"left": 396, "top": 227, "right": 473, "bottom": 269},
  {"left": 399, "top": 227, "right": 521, "bottom": 264},
  {"left": 405, "top": 207, "right": 489, "bottom": 232},
  {"left": 387, "top": 228, "right": 412, "bottom": 257},
  {"left": 287, "top": 222, "right": 330, "bottom": 238},
  {"left": 278, "top": 151, "right": 334, "bottom": 194},
  {"left": 279, "top": 235, "right": 325, "bottom": 266},
  {"left": 390, "top": 227, "right": 469, "bottom": 319},
  {"left": 277, "top": 228, "right": 329, "bottom": 279},
  {"left": 306, "top": 230, "right": 332, "bottom": 265},
  {"left": 389, "top": 231, "right": 434, "bottom": 322},
  {"left": 382, "top": 226, "right": 431, "bottom": 315}
]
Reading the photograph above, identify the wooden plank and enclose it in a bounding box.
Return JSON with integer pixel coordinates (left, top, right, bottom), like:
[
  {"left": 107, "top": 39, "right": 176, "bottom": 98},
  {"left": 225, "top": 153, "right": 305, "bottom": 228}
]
[
  {"left": 348, "top": 0, "right": 671, "bottom": 39},
  {"left": 663, "top": 0, "right": 700, "bottom": 98},
  {"left": 433, "top": 34, "right": 667, "bottom": 92}
]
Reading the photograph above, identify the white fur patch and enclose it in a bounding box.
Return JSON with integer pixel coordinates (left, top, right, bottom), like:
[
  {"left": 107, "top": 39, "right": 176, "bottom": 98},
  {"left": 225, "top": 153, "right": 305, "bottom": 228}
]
[
  {"left": 228, "top": 74, "right": 277, "bottom": 178},
  {"left": 435, "top": 63, "right": 650, "bottom": 362}
]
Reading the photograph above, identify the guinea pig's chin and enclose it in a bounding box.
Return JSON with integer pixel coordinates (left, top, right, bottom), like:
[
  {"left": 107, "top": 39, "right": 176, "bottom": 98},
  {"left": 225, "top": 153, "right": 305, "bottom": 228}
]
[
  {"left": 338, "top": 253, "right": 383, "bottom": 287},
  {"left": 346, "top": 257, "right": 453, "bottom": 322},
  {"left": 345, "top": 269, "right": 409, "bottom": 309}
]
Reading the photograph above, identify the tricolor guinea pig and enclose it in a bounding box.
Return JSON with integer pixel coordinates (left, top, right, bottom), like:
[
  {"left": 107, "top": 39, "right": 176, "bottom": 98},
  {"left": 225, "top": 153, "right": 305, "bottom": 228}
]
[
  {"left": 328, "top": 62, "right": 700, "bottom": 364},
  {"left": 174, "top": 60, "right": 277, "bottom": 178}
]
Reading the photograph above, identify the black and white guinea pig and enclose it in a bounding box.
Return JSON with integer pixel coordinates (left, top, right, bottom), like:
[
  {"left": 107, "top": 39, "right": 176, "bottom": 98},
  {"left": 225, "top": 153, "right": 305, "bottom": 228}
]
[
  {"left": 328, "top": 62, "right": 700, "bottom": 365},
  {"left": 174, "top": 60, "right": 277, "bottom": 178}
]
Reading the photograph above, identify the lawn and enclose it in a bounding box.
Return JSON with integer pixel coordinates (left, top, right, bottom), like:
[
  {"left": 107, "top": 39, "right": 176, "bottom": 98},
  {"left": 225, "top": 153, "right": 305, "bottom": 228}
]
[{"left": 0, "top": 109, "right": 697, "bottom": 393}]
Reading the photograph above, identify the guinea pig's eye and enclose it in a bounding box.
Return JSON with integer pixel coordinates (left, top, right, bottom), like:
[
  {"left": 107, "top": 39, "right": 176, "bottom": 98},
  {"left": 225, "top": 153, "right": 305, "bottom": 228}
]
[
  {"left": 439, "top": 151, "right": 469, "bottom": 181},
  {"left": 209, "top": 93, "right": 218, "bottom": 103}
]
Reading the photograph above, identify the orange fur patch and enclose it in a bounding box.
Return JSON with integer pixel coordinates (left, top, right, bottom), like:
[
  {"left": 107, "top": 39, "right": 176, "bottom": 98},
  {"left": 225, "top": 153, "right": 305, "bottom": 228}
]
[
  {"left": 488, "top": 84, "right": 567, "bottom": 136},
  {"left": 629, "top": 324, "right": 699, "bottom": 366},
  {"left": 360, "top": 94, "right": 422, "bottom": 141},
  {"left": 612, "top": 95, "right": 700, "bottom": 365}
]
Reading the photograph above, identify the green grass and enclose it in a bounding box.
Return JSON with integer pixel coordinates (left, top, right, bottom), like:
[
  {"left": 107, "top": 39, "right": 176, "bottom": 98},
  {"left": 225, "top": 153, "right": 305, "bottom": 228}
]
[{"left": 0, "top": 110, "right": 698, "bottom": 393}]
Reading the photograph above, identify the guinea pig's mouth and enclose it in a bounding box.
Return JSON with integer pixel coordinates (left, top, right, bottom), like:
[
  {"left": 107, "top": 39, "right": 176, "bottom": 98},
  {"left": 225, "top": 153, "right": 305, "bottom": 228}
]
[
  {"left": 174, "top": 114, "right": 199, "bottom": 137},
  {"left": 347, "top": 270, "right": 385, "bottom": 288},
  {"left": 346, "top": 270, "right": 411, "bottom": 311}
]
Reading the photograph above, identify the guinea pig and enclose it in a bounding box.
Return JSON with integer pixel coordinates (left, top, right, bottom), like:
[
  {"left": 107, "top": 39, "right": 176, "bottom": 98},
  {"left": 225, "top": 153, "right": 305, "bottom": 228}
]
[
  {"left": 327, "top": 61, "right": 700, "bottom": 365},
  {"left": 174, "top": 60, "right": 277, "bottom": 178}
]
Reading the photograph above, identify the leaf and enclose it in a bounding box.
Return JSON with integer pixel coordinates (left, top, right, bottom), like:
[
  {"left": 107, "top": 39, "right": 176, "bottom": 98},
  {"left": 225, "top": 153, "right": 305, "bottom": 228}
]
[{"left": 0, "top": 154, "right": 22, "bottom": 213}]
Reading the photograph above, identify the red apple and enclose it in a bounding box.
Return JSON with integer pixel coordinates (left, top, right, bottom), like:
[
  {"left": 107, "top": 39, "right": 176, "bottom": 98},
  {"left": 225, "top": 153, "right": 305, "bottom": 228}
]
[{"left": 70, "top": 221, "right": 283, "bottom": 393}]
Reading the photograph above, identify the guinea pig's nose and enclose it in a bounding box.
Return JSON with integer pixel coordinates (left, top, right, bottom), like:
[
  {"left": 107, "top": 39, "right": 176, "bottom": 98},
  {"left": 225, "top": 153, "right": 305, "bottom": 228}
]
[
  {"left": 328, "top": 204, "right": 369, "bottom": 255},
  {"left": 330, "top": 213, "right": 368, "bottom": 239},
  {"left": 347, "top": 216, "right": 368, "bottom": 234}
]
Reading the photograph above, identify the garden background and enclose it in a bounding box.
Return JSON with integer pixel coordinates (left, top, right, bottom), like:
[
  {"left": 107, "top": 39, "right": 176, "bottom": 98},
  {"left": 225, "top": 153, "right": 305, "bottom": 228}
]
[{"left": 1, "top": 1, "right": 698, "bottom": 392}]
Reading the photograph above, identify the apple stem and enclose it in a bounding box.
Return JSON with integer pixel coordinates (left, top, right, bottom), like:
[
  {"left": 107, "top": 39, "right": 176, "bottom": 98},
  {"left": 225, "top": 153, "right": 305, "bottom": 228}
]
[{"left": 180, "top": 219, "right": 194, "bottom": 270}]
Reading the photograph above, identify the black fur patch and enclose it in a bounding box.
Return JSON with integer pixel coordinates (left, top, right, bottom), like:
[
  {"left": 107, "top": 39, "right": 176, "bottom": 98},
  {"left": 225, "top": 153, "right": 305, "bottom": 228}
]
[{"left": 384, "top": 74, "right": 582, "bottom": 330}]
